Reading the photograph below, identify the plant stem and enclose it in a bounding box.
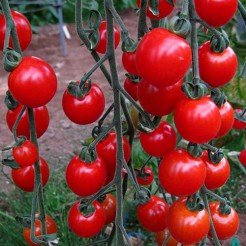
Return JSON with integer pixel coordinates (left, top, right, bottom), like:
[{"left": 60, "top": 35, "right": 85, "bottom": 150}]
[
  {"left": 203, "top": 186, "right": 228, "bottom": 204},
  {"left": 12, "top": 106, "right": 26, "bottom": 143},
  {"left": 238, "top": 0, "right": 246, "bottom": 24},
  {"left": 137, "top": 0, "right": 149, "bottom": 39}
]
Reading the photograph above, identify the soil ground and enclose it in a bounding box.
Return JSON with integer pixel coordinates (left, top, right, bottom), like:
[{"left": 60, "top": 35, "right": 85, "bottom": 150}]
[{"left": 0, "top": 9, "right": 245, "bottom": 246}]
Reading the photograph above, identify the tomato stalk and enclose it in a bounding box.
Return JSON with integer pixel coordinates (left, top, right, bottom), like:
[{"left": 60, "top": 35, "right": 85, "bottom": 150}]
[
  {"left": 238, "top": 0, "right": 246, "bottom": 24},
  {"left": 12, "top": 105, "right": 26, "bottom": 143},
  {"left": 137, "top": 0, "right": 149, "bottom": 39}
]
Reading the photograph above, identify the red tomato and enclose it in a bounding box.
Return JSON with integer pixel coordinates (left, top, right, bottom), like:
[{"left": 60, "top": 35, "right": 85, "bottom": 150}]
[
  {"left": 209, "top": 201, "right": 239, "bottom": 240},
  {"left": 66, "top": 155, "right": 107, "bottom": 197},
  {"left": 198, "top": 41, "right": 238, "bottom": 88},
  {"left": 122, "top": 51, "right": 138, "bottom": 76},
  {"left": 137, "top": 195, "right": 169, "bottom": 232},
  {"left": 155, "top": 230, "right": 179, "bottom": 246},
  {"left": 140, "top": 121, "right": 176, "bottom": 158},
  {"left": 201, "top": 151, "right": 230, "bottom": 190},
  {"left": 159, "top": 149, "right": 206, "bottom": 196},
  {"left": 239, "top": 150, "right": 246, "bottom": 167},
  {"left": 215, "top": 101, "right": 234, "bottom": 138},
  {"left": 6, "top": 104, "right": 49, "bottom": 139},
  {"left": 100, "top": 194, "right": 117, "bottom": 224},
  {"left": 62, "top": 82, "right": 105, "bottom": 125},
  {"left": 136, "top": 0, "right": 176, "bottom": 20},
  {"left": 174, "top": 96, "right": 221, "bottom": 144},
  {"left": 95, "top": 21, "right": 120, "bottom": 54},
  {"left": 138, "top": 79, "right": 183, "bottom": 116},
  {"left": 11, "top": 156, "right": 49, "bottom": 192},
  {"left": 8, "top": 56, "right": 57, "bottom": 108},
  {"left": 136, "top": 167, "right": 154, "bottom": 186},
  {"left": 194, "top": 0, "right": 238, "bottom": 27},
  {"left": 124, "top": 77, "right": 139, "bottom": 101},
  {"left": 167, "top": 199, "right": 210, "bottom": 244},
  {"left": 233, "top": 109, "right": 246, "bottom": 130},
  {"left": 23, "top": 214, "right": 57, "bottom": 246},
  {"left": 0, "top": 10, "right": 32, "bottom": 51},
  {"left": 68, "top": 200, "right": 105, "bottom": 238},
  {"left": 96, "top": 132, "right": 131, "bottom": 185},
  {"left": 12, "top": 140, "right": 38, "bottom": 167},
  {"left": 136, "top": 28, "right": 192, "bottom": 87}
]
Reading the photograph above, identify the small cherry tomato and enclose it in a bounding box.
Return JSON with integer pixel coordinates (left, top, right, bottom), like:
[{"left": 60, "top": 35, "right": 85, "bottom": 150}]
[
  {"left": 100, "top": 194, "right": 117, "bottom": 224},
  {"left": 122, "top": 51, "right": 138, "bottom": 76},
  {"left": 124, "top": 77, "right": 139, "bottom": 101},
  {"left": 136, "top": 167, "right": 154, "bottom": 186},
  {"left": 159, "top": 149, "right": 206, "bottom": 196},
  {"left": 68, "top": 200, "right": 106, "bottom": 238},
  {"left": 167, "top": 199, "right": 210, "bottom": 244},
  {"left": 66, "top": 155, "right": 107, "bottom": 197},
  {"left": 8, "top": 56, "right": 57, "bottom": 108},
  {"left": 239, "top": 150, "right": 246, "bottom": 167},
  {"left": 0, "top": 10, "right": 32, "bottom": 51},
  {"left": 6, "top": 105, "right": 49, "bottom": 139},
  {"left": 198, "top": 41, "right": 238, "bottom": 88},
  {"left": 233, "top": 109, "right": 246, "bottom": 130},
  {"left": 209, "top": 201, "right": 239, "bottom": 240},
  {"left": 140, "top": 121, "right": 176, "bottom": 158},
  {"left": 11, "top": 156, "right": 49, "bottom": 192},
  {"left": 95, "top": 21, "right": 120, "bottom": 54},
  {"left": 12, "top": 140, "right": 38, "bottom": 167},
  {"left": 137, "top": 195, "right": 169, "bottom": 232}
]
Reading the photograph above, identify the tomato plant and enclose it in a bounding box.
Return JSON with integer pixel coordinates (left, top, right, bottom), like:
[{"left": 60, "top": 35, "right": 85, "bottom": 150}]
[
  {"left": 239, "top": 150, "right": 246, "bottom": 167},
  {"left": 0, "top": 10, "right": 32, "bottom": 51},
  {"left": 122, "top": 51, "right": 138, "bottom": 76},
  {"left": 100, "top": 194, "right": 116, "bottom": 224},
  {"left": 136, "top": 167, "right": 154, "bottom": 186},
  {"left": 233, "top": 109, "right": 246, "bottom": 130},
  {"left": 123, "top": 77, "right": 139, "bottom": 101}
]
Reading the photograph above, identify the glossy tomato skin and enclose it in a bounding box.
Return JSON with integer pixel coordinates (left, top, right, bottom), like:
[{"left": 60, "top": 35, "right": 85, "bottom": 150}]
[
  {"left": 122, "top": 52, "right": 138, "bottom": 76},
  {"left": 201, "top": 151, "right": 230, "bottom": 190},
  {"left": 167, "top": 199, "right": 210, "bottom": 244},
  {"left": 194, "top": 0, "right": 238, "bottom": 27},
  {"left": 0, "top": 10, "right": 32, "bottom": 51},
  {"left": 215, "top": 101, "right": 234, "bottom": 138},
  {"left": 198, "top": 42, "right": 238, "bottom": 88},
  {"left": 138, "top": 79, "right": 183, "bottom": 116},
  {"left": 68, "top": 200, "right": 106, "bottom": 238},
  {"left": 137, "top": 0, "right": 176, "bottom": 20},
  {"left": 6, "top": 105, "right": 49, "bottom": 139},
  {"left": 209, "top": 201, "right": 239, "bottom": 240},
  {"left": 137, "top": 195, "right": 169, "bottom": 232},
  {"left": 136, "top": 28, "right": 192, "bottom": 87},
  {"left": 101, "top": 194, "right": 117, "bottom": 224},
  {"left": 124, "top": 77, "right": 139, "bottom": 101},
  {"left": 23, "top": 215, "right": 57, "bottom": 246},
  {"left": 239, "top": 150, "right": 246, "bottom": 167},
  {"left": 11, "top": 156, "right": 49, "bottom": 192},
  {"left": 159, "top": 149, "right": 206, "bottom": 196},
  {"left": 136, "top": 167, "right": 154, "bottom": 186},
  {"left": 62, "top": 83, "right": 105, "bottom": 125},
  {"left": 233, "top": 109, "right": 246, "bottom": 130},
  {"left": 66, "top": 155, "right": 107, "bottom": 197},
  {"left": 95, "top": 21, "right": 120, "bottom": 54},
  {"left": 12, "top": 140, "right": 38, "bottom": 167},
  {"left": 140, "top": 121, "right": 176, "bottom": 158},
  {"left": 174, "top": 96, "right": 221, "bottom": 144},
  {"left": 96, "top": 132, "right": 131, "bottom": 185}
]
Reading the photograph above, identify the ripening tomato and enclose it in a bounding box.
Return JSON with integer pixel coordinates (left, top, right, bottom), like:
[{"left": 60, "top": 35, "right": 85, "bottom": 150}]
[
  {"left": 68, "top": 200, "right": 106, "bottom": 238},
  {"left": 137, "top": 195, "right": 169, "bottom": 232},
  {"left": 194, "top": 0, "right": 238, "bottom": 27},
  {"left": 11, "top": 156, "right": 49, "bottom": 192},
  {"left": 159, "top": 149, "right": 206, "bottom": 196},
  {"left": 12, "top": 140, "right": 38, "bottom": 167},
  {"left": 136, "top": 0, "right": 176, "bottom": 20},
  {"left": 198, "top": 41, "right": 238, "bottom": 88},
  {"left": 239, "top": 150, "right": 246, "bottom": 167},
  {"left": 122, "top": 51, "right": 138, "bottom": 76},
  {"left": 215, "top": 101, "right": 234, "bottom": 138},
  {"left": 136, "top": 28, "right": 192, "bottom": 87},
  {"left": 136, "top": 167, "right": 154, "bottom": 186},
  {"left": 138, "top": 79, "right": 183, "bottom": 116},
  {"left": 140, "top": 121, "right": 176, "bottom": 158},
  {"left": 0, "top": 10, "right": 32, "bottom": 51},
  {"left": 233, "top": 109, "right": 246, "bottom": 130},
  {"left": 66, "top": 155, "right": 107, "bottom": 197},
  {"left": 95, "top": 21, "right": 120, "bottom": 54},
  {"left": 6, "top": 104, "right": 49, "bottom": 139},
  {"left": 167, "top": 199, "right": 210, "bottom": 244},
  {"left": 96, "top": 132, "right": 131, "bottom": 185},
  {"left": 8, "top": 56, "right": 57, "bottom": 108},
  {"left": 100, "top": 194, "right": 117, "bottom": 224},
  {"left": 23, "top": 214, "right": 57, "bottom": 246},
  {"left": 208, "top": 201, "right": 239, "bottom": 240},
  {"left": 201, "top": 151, "right": 230, "bottom": 190},
  {"left": 62, "top": 82, "right": 105, "bottom": 125},
  {"left": 174, "top": 96, "right": 221, "bottom": 143},
  {"left": 124, "top": 77, "right": 139, "bottom": 101}
]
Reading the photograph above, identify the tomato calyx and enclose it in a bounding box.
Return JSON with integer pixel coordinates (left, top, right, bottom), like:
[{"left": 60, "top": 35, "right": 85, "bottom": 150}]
[
  {"left": 138, "top": 115, "right": 161, "bottom": 133},
  {"left": 149, "top": 0, "right": 160, "bottom": 17},
  {"left": 207, "top": 149, "right": 224, "bottom": 164},
  {"left": 187, "top": 142, "right": 203, "bottom": 158},
  {"left": 67, "top": 80, "right": 92, "bottom": 98},
  {"left": 15, "top": 215, "right": 31, "bottom": 228},
  {"left": 4, "top": 90, "right": 19, "bottom": 110},
  {"left": 2, "top": 48, "right": 22, "bottom": 72},
  {"left": 78, "top": 199, "right": 96, "bottom": 216},
  {"left": 211, "top": 90, "right": 227, "bottom": 108},
  {"left": 169, "top": 14, "right": 191, "bottom": 38},
  {"left": 121, "top": 37, "right": 138, "bottom": 52},
  {"left": 186, "top": 195, "right": 205, "bottom": 212},
  {"left": 79, "top": 147, "right": 97, "bottom": 163},
  {"left": 219, "top": 201, "right": 232, "bottom": 215},
  {"left": 125, "top": 73, "right": 141, "bottom": 83},
  {"left": 210, "top": 33, "right": 229, "bottom": 53},
  {"left": 234, "top": 107, "right": 246, "bottom": 124},
  {"left": 134, "top": 187, "right": 151, "bottom": 205},
  {"left": 181, "top": 82, "right": 207, "bottom": 99}
]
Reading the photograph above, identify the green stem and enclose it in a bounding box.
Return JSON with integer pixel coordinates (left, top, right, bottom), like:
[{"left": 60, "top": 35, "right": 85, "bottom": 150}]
[
  {"left": 12, "top": 106, "right": 26, "bottom": 143},
  {"left": 238, "top": 0, "right": 246, "bottom": 25},
  {"left": 196, "top": 18, "right": 221, "bottom": 38},
  {"left": 162, "top": 233, "right": 170, "bottom": 246},
  {"left": 203, "top": 186, "right": 229, "bottom": 204},
  {"left": 137, "top": 0, "right": 149, "bottom": 39}
]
